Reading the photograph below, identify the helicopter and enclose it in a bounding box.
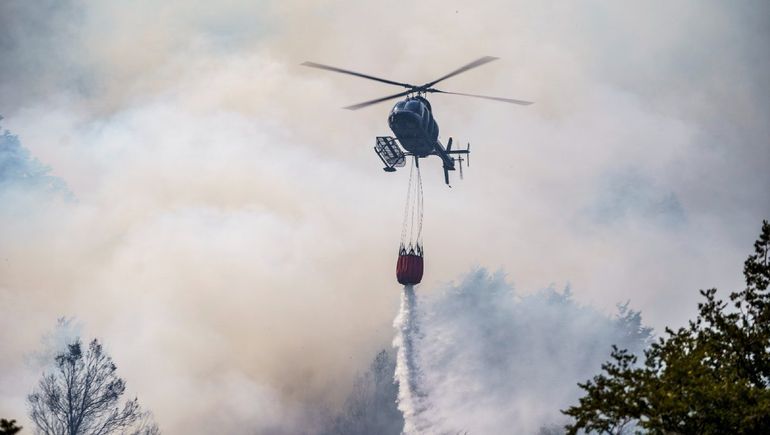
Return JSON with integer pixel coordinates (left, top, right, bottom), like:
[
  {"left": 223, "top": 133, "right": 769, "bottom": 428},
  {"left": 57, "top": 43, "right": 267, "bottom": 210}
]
[{"left": 301, "top": 56, "right": 532, "bottom": 185}]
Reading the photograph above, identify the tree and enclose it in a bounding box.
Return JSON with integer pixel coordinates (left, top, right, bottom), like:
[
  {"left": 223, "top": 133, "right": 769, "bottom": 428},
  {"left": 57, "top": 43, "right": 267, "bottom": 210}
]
[
  {"left": 563, "top": 221, "right": 770, "bottom": 434},
  {"left": 321, "top": 350, "right": 403, "bottom": 435},
  {"left": 126, "top": 412, "right": 160, "bottom": 435},
  {"left": 0, "top": 419, "right": 23, "bottom": 435},
  {"left": 28, "top": 337, "right": 159, "bottom": 435},
  {"left": 0, "top": 117, "right": 67, "bottom": 193}
]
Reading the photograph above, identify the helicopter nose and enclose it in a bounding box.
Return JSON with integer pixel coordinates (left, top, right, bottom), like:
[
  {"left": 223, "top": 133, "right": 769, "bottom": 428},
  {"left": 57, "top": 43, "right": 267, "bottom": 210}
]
[{"left": 390, "top": 111, "right": 420, "bottom": 129}]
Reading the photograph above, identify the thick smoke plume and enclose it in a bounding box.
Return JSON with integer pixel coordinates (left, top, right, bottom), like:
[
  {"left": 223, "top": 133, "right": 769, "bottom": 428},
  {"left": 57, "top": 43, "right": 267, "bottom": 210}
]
[
  {"left": 394, "top": 269, "right": 651, "bottom": 434},
  {"left": 2, "top": 1, "right": 768, "bottom": 433}
]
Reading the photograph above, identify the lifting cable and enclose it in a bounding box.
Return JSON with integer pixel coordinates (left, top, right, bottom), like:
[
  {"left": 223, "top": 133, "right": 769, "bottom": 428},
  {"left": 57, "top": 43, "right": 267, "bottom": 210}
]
[{"left": 400, "top": 158, "right": 424, "bottom": 254}]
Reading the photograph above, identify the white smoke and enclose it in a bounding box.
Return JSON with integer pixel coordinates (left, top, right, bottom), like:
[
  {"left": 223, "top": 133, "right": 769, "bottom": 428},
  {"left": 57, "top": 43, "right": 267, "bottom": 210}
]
[
  {"left": 394, "top": 269, "right": 651, "bottom": 434},
  {"left": 26, "top": 317, "right": 82, "bottom": 369},
  {"left": 2, "top": 1, "right": 767, "bottom": 432}
]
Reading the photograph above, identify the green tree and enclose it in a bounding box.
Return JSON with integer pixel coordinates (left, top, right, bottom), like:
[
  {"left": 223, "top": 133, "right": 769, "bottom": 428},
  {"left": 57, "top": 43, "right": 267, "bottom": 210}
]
[
  {"left": 0, "top": 419, "right": 23, "bottom": 435},
  {"left": 563, "top": 220, "right": 770, "bottom": 434}
]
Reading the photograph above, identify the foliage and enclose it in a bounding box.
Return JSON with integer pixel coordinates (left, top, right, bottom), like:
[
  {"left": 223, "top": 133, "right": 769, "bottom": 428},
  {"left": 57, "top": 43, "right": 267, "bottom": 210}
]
[
  {"left": 0, "top": 419, "right": 23, "bottom": 435},
  {"left": 563, "top": 221, "right": 770, "bottom": 434},
  {"left": 0, "top": 118, "right": 61, "bottom": 191},
  {"left": 321, "top": 350, "right": 403, "bottom": 435},
  {"left": 27, "top": 337, "right": 159, "bottom": 435}
]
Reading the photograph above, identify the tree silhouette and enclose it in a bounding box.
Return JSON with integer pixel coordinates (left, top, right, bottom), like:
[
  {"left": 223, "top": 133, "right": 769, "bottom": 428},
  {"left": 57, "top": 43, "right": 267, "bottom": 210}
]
[
  {"left": 563, "top": 220, "right": 770, "bottom": 434},
  {"left": 321, "top": 350, "right": 403, "bottom": 435},
  {"left": 28, "top": 337, "right": 159, "bottom": 435},
  {"left": 0, "top": 419, "right": 23, "bottom": 435}
]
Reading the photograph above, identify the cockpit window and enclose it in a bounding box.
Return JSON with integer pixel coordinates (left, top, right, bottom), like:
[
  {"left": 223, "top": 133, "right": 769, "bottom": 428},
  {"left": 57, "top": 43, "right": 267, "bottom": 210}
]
[
  {"left": 391, "top": 101, "right": 406, "bottom": 114},
  {"left": 405, "top": 100, "right": 423, "bottom": 115}
]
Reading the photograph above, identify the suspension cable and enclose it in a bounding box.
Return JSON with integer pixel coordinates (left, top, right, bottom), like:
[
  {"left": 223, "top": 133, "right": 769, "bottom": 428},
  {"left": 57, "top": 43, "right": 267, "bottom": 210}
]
[
  {"left": 416, "top": 164, "right": 423, "bottom": 247},
  {"left": 400, "top": 158, "right": 424, "bottom": 255},
  {"left": 400, "top": 160, "right": 414, "bottom": 248}
]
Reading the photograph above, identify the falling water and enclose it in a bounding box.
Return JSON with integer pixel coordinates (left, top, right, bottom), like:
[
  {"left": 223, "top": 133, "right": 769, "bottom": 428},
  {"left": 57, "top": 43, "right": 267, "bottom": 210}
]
[{"left": 392, "top": 285, "right": 431, "bottom": 434}]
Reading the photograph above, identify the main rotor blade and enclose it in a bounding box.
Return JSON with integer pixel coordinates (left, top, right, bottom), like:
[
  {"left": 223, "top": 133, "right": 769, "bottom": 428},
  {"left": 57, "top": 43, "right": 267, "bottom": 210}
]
[
  {"left": 432, "top": 89, "right": 533, "bottom": 105},
  {"left": 301, "top": 61, "right": 414, "bottom": 89},
  {"left": 344, "top": 90, "right": 412, "bottom": 110},
  {"left": 423, "top": 56, "right": 499, "bottom": 88}
]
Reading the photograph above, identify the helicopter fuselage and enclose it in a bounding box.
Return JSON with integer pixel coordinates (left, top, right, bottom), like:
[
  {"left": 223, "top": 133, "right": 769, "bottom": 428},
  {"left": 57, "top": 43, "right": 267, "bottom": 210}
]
[
  {"left": 388, "top": 96, "right": 439, "bottom": 157},
  {"left": 385, "top": 95, "right": 470, "bottom": 184}
]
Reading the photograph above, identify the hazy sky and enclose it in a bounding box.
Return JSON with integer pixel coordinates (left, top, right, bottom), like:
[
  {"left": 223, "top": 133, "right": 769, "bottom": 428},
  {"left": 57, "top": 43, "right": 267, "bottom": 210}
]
[{"left": 1, "top": 1, "right": 768, "bottom": 432}]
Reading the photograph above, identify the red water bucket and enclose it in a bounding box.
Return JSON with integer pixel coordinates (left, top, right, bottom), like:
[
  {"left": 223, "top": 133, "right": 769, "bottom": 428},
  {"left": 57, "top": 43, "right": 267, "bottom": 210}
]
[{"left": 396, "top": 245, "right": 424, "bottom": 285}]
